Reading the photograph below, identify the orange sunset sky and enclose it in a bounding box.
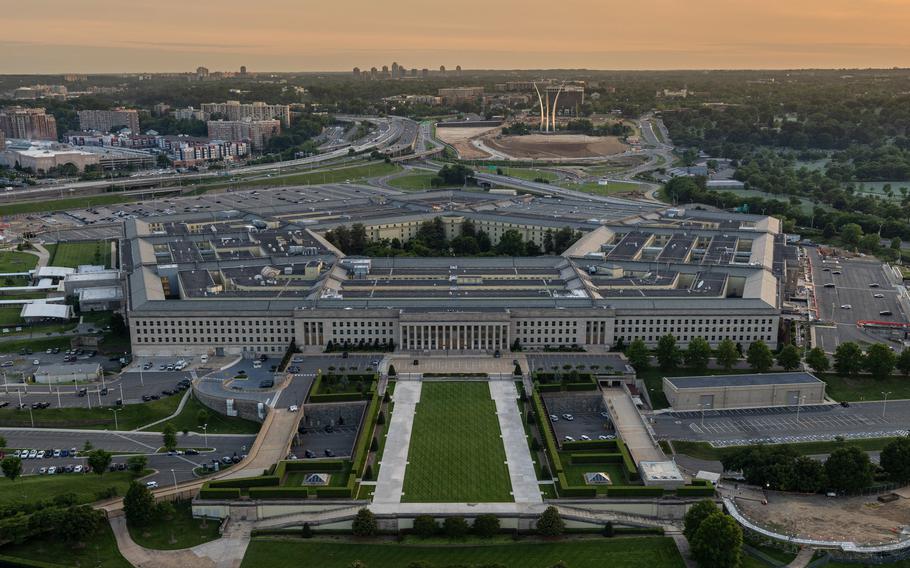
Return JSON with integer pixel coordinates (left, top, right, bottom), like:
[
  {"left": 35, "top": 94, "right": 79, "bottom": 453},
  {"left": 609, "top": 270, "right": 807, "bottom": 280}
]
[{"left": 3, "top": 0, "right": 910, "bottom": 73}]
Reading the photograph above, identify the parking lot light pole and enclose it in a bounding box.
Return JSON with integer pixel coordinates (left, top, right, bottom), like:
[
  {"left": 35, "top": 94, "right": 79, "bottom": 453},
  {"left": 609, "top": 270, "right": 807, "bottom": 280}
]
[
  {"left": 109, "top": 407, "right": 122, "bottom": 430},
  {"left": 881, "top": 391, "right": 892, "bottom": 418},
  {"left": 27, "top": 405, "right": 34, "bottom": 428},
  {"left": 3, "top": 371, "right": 7, "bottom": 393},
  {"left": 170, "top": 468, "right": 178, "bottom": 490},
  {"left": 200, "top": 424, "right": 208, "bottom": 447},
  {"left": 796, "top": 395, "right": 805, "bottom": 424}
]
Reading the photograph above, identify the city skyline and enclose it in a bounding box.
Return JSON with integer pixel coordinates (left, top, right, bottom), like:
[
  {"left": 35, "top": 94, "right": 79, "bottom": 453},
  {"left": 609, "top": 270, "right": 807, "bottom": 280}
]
[{"left": 4, "top": 0, "right": 910, "bottom": 73}]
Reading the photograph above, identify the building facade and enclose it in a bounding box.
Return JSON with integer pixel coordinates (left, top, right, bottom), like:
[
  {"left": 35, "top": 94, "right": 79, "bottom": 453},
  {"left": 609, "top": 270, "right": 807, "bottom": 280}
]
[
  {"left": 200, "top": 101, "right": 291, "bottom": 126},
  {"left": 77, "top": 109, "right": 141, "bottom": 134},
  {"left": 207, "top": 119, "right": 280, "bottom": 150},
  {"left": 0, "top": 106, "right": 58, "bottom": 140}
]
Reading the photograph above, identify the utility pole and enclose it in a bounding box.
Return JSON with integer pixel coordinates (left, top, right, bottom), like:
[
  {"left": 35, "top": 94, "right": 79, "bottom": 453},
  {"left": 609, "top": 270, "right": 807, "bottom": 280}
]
[
  {"left": 109, "top": 407, "right": 122, "bottom": 430},
  {"left": 881, "top": 391, "right": 892, "bottom": 418}
]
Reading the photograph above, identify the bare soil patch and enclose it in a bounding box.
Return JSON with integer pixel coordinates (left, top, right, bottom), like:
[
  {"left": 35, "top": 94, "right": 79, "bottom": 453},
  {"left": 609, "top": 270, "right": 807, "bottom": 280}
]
[
  {"left": 436, "top": 126, "right": 500, "bottom": 159},
  {"left": 486, "top": 134, "right": 628, "bottom": 159}
]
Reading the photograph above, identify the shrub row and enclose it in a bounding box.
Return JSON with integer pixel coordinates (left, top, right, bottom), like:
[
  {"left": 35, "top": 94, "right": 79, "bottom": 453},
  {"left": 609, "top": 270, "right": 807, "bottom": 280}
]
[
  {"left": 531, "top": 390, "right": 563, "bottom": 474},
  {"left": 676, "top": 486, "right": 716, "bottom": 497},
  {"left": 308, "top": 392, "right": 371, "bottom": 403},
  {"left": 556, "top": 474, "right": 597, "bottom": 497},
  {"left": 0, "top": 555, "right": 64, "bottom": 568},
  {"left": 316, "top": 484, "right": 354, "bottom": 499},
  {"left": 279, "top": 460, "right": 347, "bottom": 473},
  {"left": 562, "top": 440, "right": 618, "bottom": 452},
  {"left": 615, "top": 437, "right": 639, "bottom": 481},
  {"left": 568, "top": 453, "right": 623, "bottom": 465},
  {"left": 198, "top": 486, "right": 242, "bottom": 500},
  {"left": 249, "top": 487, "right": 311, "bottom": 499},
  {"left": 606, "top": 486, "right": 665, "bottom": 497},
  {"left": 537, "top": 383, "right": 562, "bottom": 393},
  {"left": 565, "top": 382, "right": 598, "bottom": 391},
  {"left": 208, "top": 475, "right": 279, "bottom": 489},
  {"left": 351, "top": 392, "right": 382, "bottom": 477}
]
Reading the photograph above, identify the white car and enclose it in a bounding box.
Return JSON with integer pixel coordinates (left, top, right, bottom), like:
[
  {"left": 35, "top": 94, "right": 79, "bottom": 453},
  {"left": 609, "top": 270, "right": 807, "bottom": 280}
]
[
  {"left": 873, "top": 293, "right": 885, "bottom": 298},
  {"left": 36, "top": 450, "right": 45, "bottom": 459},
  {"left": 53, "top": 449, "right": 61, "bottom": 457},
  {"left": 146, "top": 481, "right": 159, "bottom": 489},
  {"left": 28, "top": 449, "right": 37, "bottom": 459},
  {"left": 562, "top": 414, "right": 574, "bottom": 421},
  {"left": 840, "top": 304, "right": 852, "bottom": 309},
  {"left": 564, "top": 435, "right": 575, "bottom": 442},
  {"left": 598, "top": 435, "right": 611, "bottom": 440},
  {"left": 288, "top": 405, "right": 299, "bottom": 412},
  {"left": 47, "top": 466, "right": 57, "bottom": 474},
  {"left": 549, "top": 414, "right": 558, "bottom": 422},
  {"left": 580, "top": 435, "right": 591, "bottom": 441},
  {"left": 73, "top": 465, "right": 83, "bottom": 473}
]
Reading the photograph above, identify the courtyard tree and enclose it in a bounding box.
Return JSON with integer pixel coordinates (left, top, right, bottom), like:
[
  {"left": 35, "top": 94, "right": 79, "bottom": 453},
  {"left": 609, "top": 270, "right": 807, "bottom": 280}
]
[
  {"left": 684, "top": 337, "right": 712, "bottom": 373},
  {"left": 352, "top": 508, "right": 377, "bottom": 537},
  {"left": 1, "top": 456, "right": 22, "bottom": 482},
  {"left": 87, "top": 449, "right": 112, "bottom": 476},
  {"left": 127, "top": 455, "right": 148, "bottom": 474},
  {"left": 776, "top": 344, "right": 801, "bottom": 371},
  {"left": 690, "top": 511, "right": 743, "bottom": 568},
  {"left": 806, "top": 347, "right": 830, "bottom": 375},
  {"left": 472, "top": 514, "right": 500, "bottom": 538},
  {"left": 746, "top": 340, "right": 774, "bottom": 373},
  {"left": 162, "top": 423, "right": 177, "bottom": 452},
  {"left": 715, "top": 339, "right": 740, "bottom": 371},
  {"left": 443, "top": 516, "right": 470, "bottom": 539},
  {"left": 656, "top": 334, "right": 680, "bottom": 371},
  {"left": 896, "top": 349, "right": 910, "bottom": 376},
  {"left": 825, "top": 446, "right": 873, "bottom": 493},
  {"left": 834, "top": 342, "right": 864, "bottom": 376},
  {"left": 625, "top": 338, "right": 650, "bottom": 372},
  {"left": 536, "top": 506, "right": 565, "bottom": 537},
  {"left": 123, "top": 481, "right": 156, "bottom": 527},
  {"left": 683, "top": 499, "right": 719, "bottom": 540},
  {"left": 863, "top": 343, "right": 896, "bottom": 380},
  {"left": 880, "top": 436, "right": 910, "bottom": 484}
]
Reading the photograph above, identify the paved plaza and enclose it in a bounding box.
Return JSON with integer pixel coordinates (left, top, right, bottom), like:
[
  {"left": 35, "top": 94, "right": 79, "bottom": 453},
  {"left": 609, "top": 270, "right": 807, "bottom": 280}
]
[
  {"left": 489, "top": 381, "right": 542, "bottom": 503},
  {"left": 372, "top": 381, "right": 421, "bottom": 503}
]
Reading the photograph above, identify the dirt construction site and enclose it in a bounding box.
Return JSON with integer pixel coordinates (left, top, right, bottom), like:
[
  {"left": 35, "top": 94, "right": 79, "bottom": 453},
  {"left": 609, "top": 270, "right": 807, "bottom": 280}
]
[
  {"left": 485, "top": 133, "right": 627, "bottom": 159},
  {"left": 736, "top": 489, "right": 910, "bottom": 545},
  {"left": 435, "top": 125, "right": 501, "bottom": 159}
]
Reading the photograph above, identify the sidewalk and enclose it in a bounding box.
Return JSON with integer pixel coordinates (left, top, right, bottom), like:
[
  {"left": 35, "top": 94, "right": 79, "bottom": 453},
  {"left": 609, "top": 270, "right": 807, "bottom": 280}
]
[
  {"left": 372, "top": 381, "right": 421, "bottom": 503},
  {"left": 109, "top": 514, "right": 250, "bottom": 568},
  {"left": 489, "top": 381, "right": 542, "bottom": 503}
]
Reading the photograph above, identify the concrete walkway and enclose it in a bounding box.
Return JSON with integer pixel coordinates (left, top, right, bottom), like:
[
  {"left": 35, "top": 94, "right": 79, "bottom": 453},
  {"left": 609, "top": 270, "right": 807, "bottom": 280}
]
[
  {"left": 489, "top": 381, "right": 542, "bottom": 503},
  {"left": 109, "top": 514, "right": 251, "bottom": 568},
  {"left": 667, "top": 528, "right": 698, "bottom": 568},
  {"left": 786, "top": 546, "right": 816, "bottom": 568},
  {"left": 372, "top": 381, "right": 421, "bottom": 503},
  {"left": 602, "top": 388, "right": 665, "bottom": 463}
]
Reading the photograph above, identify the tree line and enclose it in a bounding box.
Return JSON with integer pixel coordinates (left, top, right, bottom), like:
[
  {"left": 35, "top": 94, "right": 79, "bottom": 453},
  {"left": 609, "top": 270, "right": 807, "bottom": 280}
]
[{"left": 623, "top": 334, "right": 791, "bottom": 375}]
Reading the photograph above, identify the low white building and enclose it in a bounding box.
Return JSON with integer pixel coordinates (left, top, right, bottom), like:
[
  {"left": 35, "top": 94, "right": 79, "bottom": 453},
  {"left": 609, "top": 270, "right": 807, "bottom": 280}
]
[
  {"left": 20, "top": 302, "right": 72, "bottom": 322},
  {"left": 34, "top": 363, "right": 102, "bottom": 384},
  {"left": 78, "top": 286, "right": 123, "bottom": 311}
]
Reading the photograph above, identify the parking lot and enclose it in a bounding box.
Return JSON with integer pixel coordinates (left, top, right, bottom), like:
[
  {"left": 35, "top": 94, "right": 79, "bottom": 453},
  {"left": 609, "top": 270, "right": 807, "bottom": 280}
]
[
  {"left": 540, "top": 392, "right": 614, "bottom": 444},
  {"left": 291, "top": 401, "right": 366, "bottom": 459},
  {"left": 652, "top": 399, "right": 910, "bottom": 445},
  {"left": 808, "top": 248, "right": 909, "bottom": 352}
]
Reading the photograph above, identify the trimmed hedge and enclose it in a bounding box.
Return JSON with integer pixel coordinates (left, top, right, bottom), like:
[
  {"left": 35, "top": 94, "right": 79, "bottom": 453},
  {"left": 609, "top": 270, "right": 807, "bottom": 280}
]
[
  {"left": 249, "top": 486, "right": 312, "bottom": 499},
  {"left": 209, "top": 475, "right": 279, "bottom": 489},
  {"left": 282, "top": 460, "right": 347, "bottom": 473},
  {"left": 308, "top": 392, "right": 370, "bottom": 403},
  {"left": 565, "top": 382, "right": 598, "bottom": 391},
  {"left": 351, "top": 392, "right": 381, "bottom": 477},
  {"left": 315, "top": 486, "right": 353, "bottom": 498},
  {"left": 198, "top": 486, "right": 242, "bottom": 500},
  {"left": 615, "top": 437, "right": 639, "bottom": 481},
  {"left": 606, "top": 486, "right": 665, "bottom": 497},
  {"left": 676, "top": 486, "right": 716, "bottom": 497},
  {"left": 532, "top": 390, "right": 563, "bottom": 473},
  {"left": 309, "top": 372, "right": 376, "bottom": 402},
  {"left": 0, "top": 556, "right": 64, "bottom": 568},
  {"left": 568, "top": 453, "right": 623, "bottom": 465},
  {"left": 537, "top": 383, "right": 562, "bottom": 393},
  {"left": 562, "top": 440, "right": 618, "bottom": 452},
  {"left": 556, "top": 472, "right": 597, "bottom": 497}
]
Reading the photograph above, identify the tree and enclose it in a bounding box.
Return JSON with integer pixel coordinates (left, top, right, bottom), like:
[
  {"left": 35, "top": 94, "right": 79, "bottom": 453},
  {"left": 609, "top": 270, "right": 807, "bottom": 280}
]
[
  {"left": 87, "top": 449, "right": 112, "bottom": 476},
  {"left": 806, "top": 347, "right": 830, "bottom": 375},
  {"left": 352, "top": 508, "right": 377, "bottom": 537},
  {"left": 0, "top": 435, "right": 6, "bottom": 449},
  {"left": 162, "top": 423, "right": 177, "bottom": 452},
  {"left": 840, "top": 223, "right": 863, "bottom": 247},
  {"left": 301, "top": 522, "right": 313, "bottom": 538},
  {"left": 197, "top": 409, "right": 209, "bottom": 427},
  {"left": 834, "top": 342, "right": 863, "bottom": 376},
  {"left": 123, "top": 482, "right": 156, "bottom": 527},
  {"left": 863, "top": 343, "right": 896, "bottom": 380},
  {"left": 776, "top": 344, "right": 801, "bottom": 371},
  {"left": 715, "top": 339, "right": 739, "bottom": 371},
  {"left": 127, "top": 455, "right": 148, "bottom": 474},
  {"left": 625, "top": 339, "right": 650, "bottom": 372},
  {"left": 472, "top": 514, "right": 500, "bottom": 538},
  {"left": 55, "top": 505, "right": 105, "bottom": 545},
  {"left": 536, "top": 506, "right": 564, "bottom": 537},
  {"left": 387, "top": 364, "right": 397, "bottom": 377},
  {"left": 370, "top": 437, "right": 379, "bottom": 452},
  {"left": 690, "top": 512, "right": 743, "bottom": 568},
  {"left": 348, "top": 562, "right": 368, "bottom": 568},
  {"left": 790, "top": 456, "right": 827, "bottom": 493},
  {"left": 412, "top": 515, "right": 438, "bottom": 538},
  {"left": 656, "top": 334, "right": 680, "bottom": 371},
  {"left": 514, "top": 362, "right": 523, "bottom": 376},
  {"left": 602, "top": 521, "right": 614, "bottom": 537},
  {"left": 880, "top": 436, "right": 910, "bottom": 484},
  {"left": 443, "top": 516, "right": 470, "bottom": 539},
  {"left": 684, "top": 337, "right": 711, "bottom": 373},
  {"left": 683, "top": 499, "right": 718, "bottom": 540},
  {"left": 1, "top": 456, "right": 22, "bottom": 482},
  {"left": 825, "top": 446, "right": 873, "bottom": 493},
  {"left": 896, "top": 349, "right": 910, "bottom": 376},
  {"left": 746, "top": 341, "right": 774, "bottom": 373},
  {"left": 495, "top": 229, "right": 525, "bottom": 256}
]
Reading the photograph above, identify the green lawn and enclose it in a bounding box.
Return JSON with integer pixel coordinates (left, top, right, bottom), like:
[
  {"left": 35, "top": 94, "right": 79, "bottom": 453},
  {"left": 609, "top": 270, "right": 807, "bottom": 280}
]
[
  {"left": 402, "top": 382, "right": 513, "bottom": 502},
  {"left": 240, "top": 537, "right": 685, "bottom": 568},
  {"left": 49, "top": 240, "right": 111, "bottom": 268},
  {"left": 201, "top": 161, "right": 402, "bottom": 192},
  {"left": 127, "top": 500, "right": 221, "bottom": 550},
  {"left": 160, "top": 393, "right": 262, "bottom": 435},
  {"left": 670, "top": 437, "right": 902, "bottom": 462},
  {"left": 820, "top": 373, "right": 910, "bottom": 401},
  {"left": 386, "top": 172, "right": 455, "bottom": 191},
  {"left": 2, "top": 193, "right": 143, "bottom": 217},
  {"left": 0, "top": 520, "right": 132, "bottom": 568},
  {"left": 0, "top": 392, "right": 182, "bottom": 430},
  {"left": 0, "top": 470, "right": 145, "bottom": 508},
  {"left": 560, "top": 457, "right": 628, "bottom": 495},
  {"left": 0, "top": 336, "right": 73, "bottom": 353},
  {"left": 0, "top": 250, "right": 38, "bottom": 272},
  {"left": 562, "top": 180, "right": 643, "bottom": 196},
  {"left": 0, "top": 306, "right": 22, "bottom": 326},
  {"left": 499, "top": 167, "right": 558, "bottom": 182}
]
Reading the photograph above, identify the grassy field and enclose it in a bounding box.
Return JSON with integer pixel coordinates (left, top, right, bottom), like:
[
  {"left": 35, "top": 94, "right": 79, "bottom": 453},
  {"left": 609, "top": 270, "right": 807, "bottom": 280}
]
[
  {"left": 386, "top": 172, "right": 456, "bottom": 191},
  {"left": 128, "top": 500, "right": 221, "bottom": 550},
  {"left": 563, "top": 180, "right": 643, "bottom": 196},
  {"left": 0, "top": 392, "right": 182, "bottom": 430},
  {"left": 0, "top": 521, "right": 132, "bottom": 568},
  {"left": 0, "top": 336, "right": 72, "bottom": 353},
  {"left": 240, "top": 537, "right": 685, "bottom": 568},
  {"left": 0, "top": 470, "right": 146, "bottom": 507},
  {"left": 670, "top": 436, "right": 902, "bottom": 462},
  {"left": 499, "top": 167, "right": 558, "bottom": 182},
  {"left": 49, "top": 240, "right": 111, "bottom": 268},
  {"left": 2, "top": 193, "right": 144, "bottom": 217},
  {"left": 0, "top": 306, "right": 22, "bottom": 325},
  {"left": 160, "top": 393, "right": 261, "bottom": 435},
  {"left": 200, "top": 161, "right": 402, "bottom": 192},
  {"left": 820, "top": 373, "right": 910, "bottom": 401},
  {"left": 402, "top": 382, "right": 512, "bottom": 502},
  {"left": 561, "top": 457, "right": 627, "bottom": 495},
  {"left": 0, "top": 250, "right": 38, "bottom": 272}
]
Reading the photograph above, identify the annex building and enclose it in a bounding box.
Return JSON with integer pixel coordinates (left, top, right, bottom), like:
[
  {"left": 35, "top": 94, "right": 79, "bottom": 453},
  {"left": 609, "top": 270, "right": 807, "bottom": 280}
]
[
  {"left": 121, "top": 186, "right": 797, "bottom": 358},
  {"left": 663, "top": 372, "right": 826, "bottom": 410}
]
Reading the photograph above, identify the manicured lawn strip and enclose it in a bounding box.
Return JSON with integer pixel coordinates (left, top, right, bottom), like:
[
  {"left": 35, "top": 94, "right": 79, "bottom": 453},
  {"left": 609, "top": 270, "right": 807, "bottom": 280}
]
[
  {"left": 671, "top": 437, "right": 902, "bottom": 462},
  {"left": 127, "top": 500, "right": 221, "bottom": 550},
  {"left": 1, "top": 193, "right": 143, "bottom": 217},
  {"left": 284, "top": 463, "right": 352, "bottom": 488},
  {"left": 820, "top": 373, "right": 910, "bottom": 401},
  {"left": 386, "top": 172, "right": 454, "bottom": 191},
  {"left": 49, "top": 240, "right": 111, "bottom": 268},
  {"left": 0, "top": 520, "right": 132, "bottom": 568},
  {"left": 0, "top": 470, "right": 146, "bottom": 508},
  {"left": 402, "top": 382, "right": 512, "bottom": 502},
  {"left": 560, "top": 180, "right": 642, "bottom": 196},
  {"left": 0, "top": 250, "right": 38, "bottom": 272},
  {"left": 161, "top": 393, "right": 261, "bottom": 435},
  {"left": 0, "top": 306, "right": 22, "bottom": 325},
  {"left": 500, "top": 167, "right": 558, "bottom": 182},
  {"left": 240, "top": 537, "right": 686, "bottom": 568},
  {"left": 0, "top": 336, "right": 72, "bottom": 354},
  {"left": 561, "top": 459, "right": 628, "bottom": 495},
  {"left": 0, "top": 392, "right": 182, "bottom": 430}
]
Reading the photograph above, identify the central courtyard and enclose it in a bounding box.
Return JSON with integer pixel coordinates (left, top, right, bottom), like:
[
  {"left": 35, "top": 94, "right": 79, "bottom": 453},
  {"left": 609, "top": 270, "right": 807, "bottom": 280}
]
[{"left": 401, "top": 381, "right": 514, "bottom": 502}]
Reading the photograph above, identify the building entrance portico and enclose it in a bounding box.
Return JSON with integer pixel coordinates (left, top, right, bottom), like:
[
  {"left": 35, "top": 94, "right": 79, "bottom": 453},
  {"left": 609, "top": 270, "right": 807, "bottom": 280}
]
[
  {"left": 388, "top": 353, "right": 520, "bottom": 378},
  {"left": 398, "top": 311, "right": 511, "bottom": 352}
]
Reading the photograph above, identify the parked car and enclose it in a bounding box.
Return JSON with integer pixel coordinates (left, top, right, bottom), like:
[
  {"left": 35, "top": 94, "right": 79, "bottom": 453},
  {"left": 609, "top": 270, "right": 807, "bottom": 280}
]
[{"left": 146, "top": 481, "right": 159, "bottom": 489}]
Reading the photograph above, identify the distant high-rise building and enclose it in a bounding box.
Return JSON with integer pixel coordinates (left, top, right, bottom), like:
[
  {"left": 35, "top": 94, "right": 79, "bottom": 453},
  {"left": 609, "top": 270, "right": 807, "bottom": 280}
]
[
  {"left": 382, "top": 65, "right": 389, "bottom": 78},
  {"left": 196, "top": 66, "right": 210, "bottom": 80},
  {"left": 200, "top": 101, "right": 291, "bottom": 126},
  {"left": 410, "top": 68, "right": 417, "bottom": 77},
  {"left": 455, "top": 65, "right": 462, "bottom": 76},
  {"left": 391, "top": 62, "right": 399, "bottom": 77},
  {"left": 78, "top": 108, "right": 140, "bottom": 134},
  {"left": 421, "top": 69, "right": 429, "bottom": 78},
  {"left": 207, "top": 119, "right": 280, "bottom": 150},
  {"left": 0, "top": 106, "right": 58, "bottom": 140},
  {"left": 370, "top": 67, "right": 378, "bottom": 80},
  {"left": 240, "top": 66, "right": 247, "bottom": 75},
  {"left": 353, "top": 67, "right": 361, "bottom": 78},
  {"left": 153, "top": 103, "right": 171, "bottom": 116},
  {"left": 0, "top": 129, "right": 5, "bottom": 150},
  {"left": 439, "top": 65, "right": 446, "bottom": 75}
]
